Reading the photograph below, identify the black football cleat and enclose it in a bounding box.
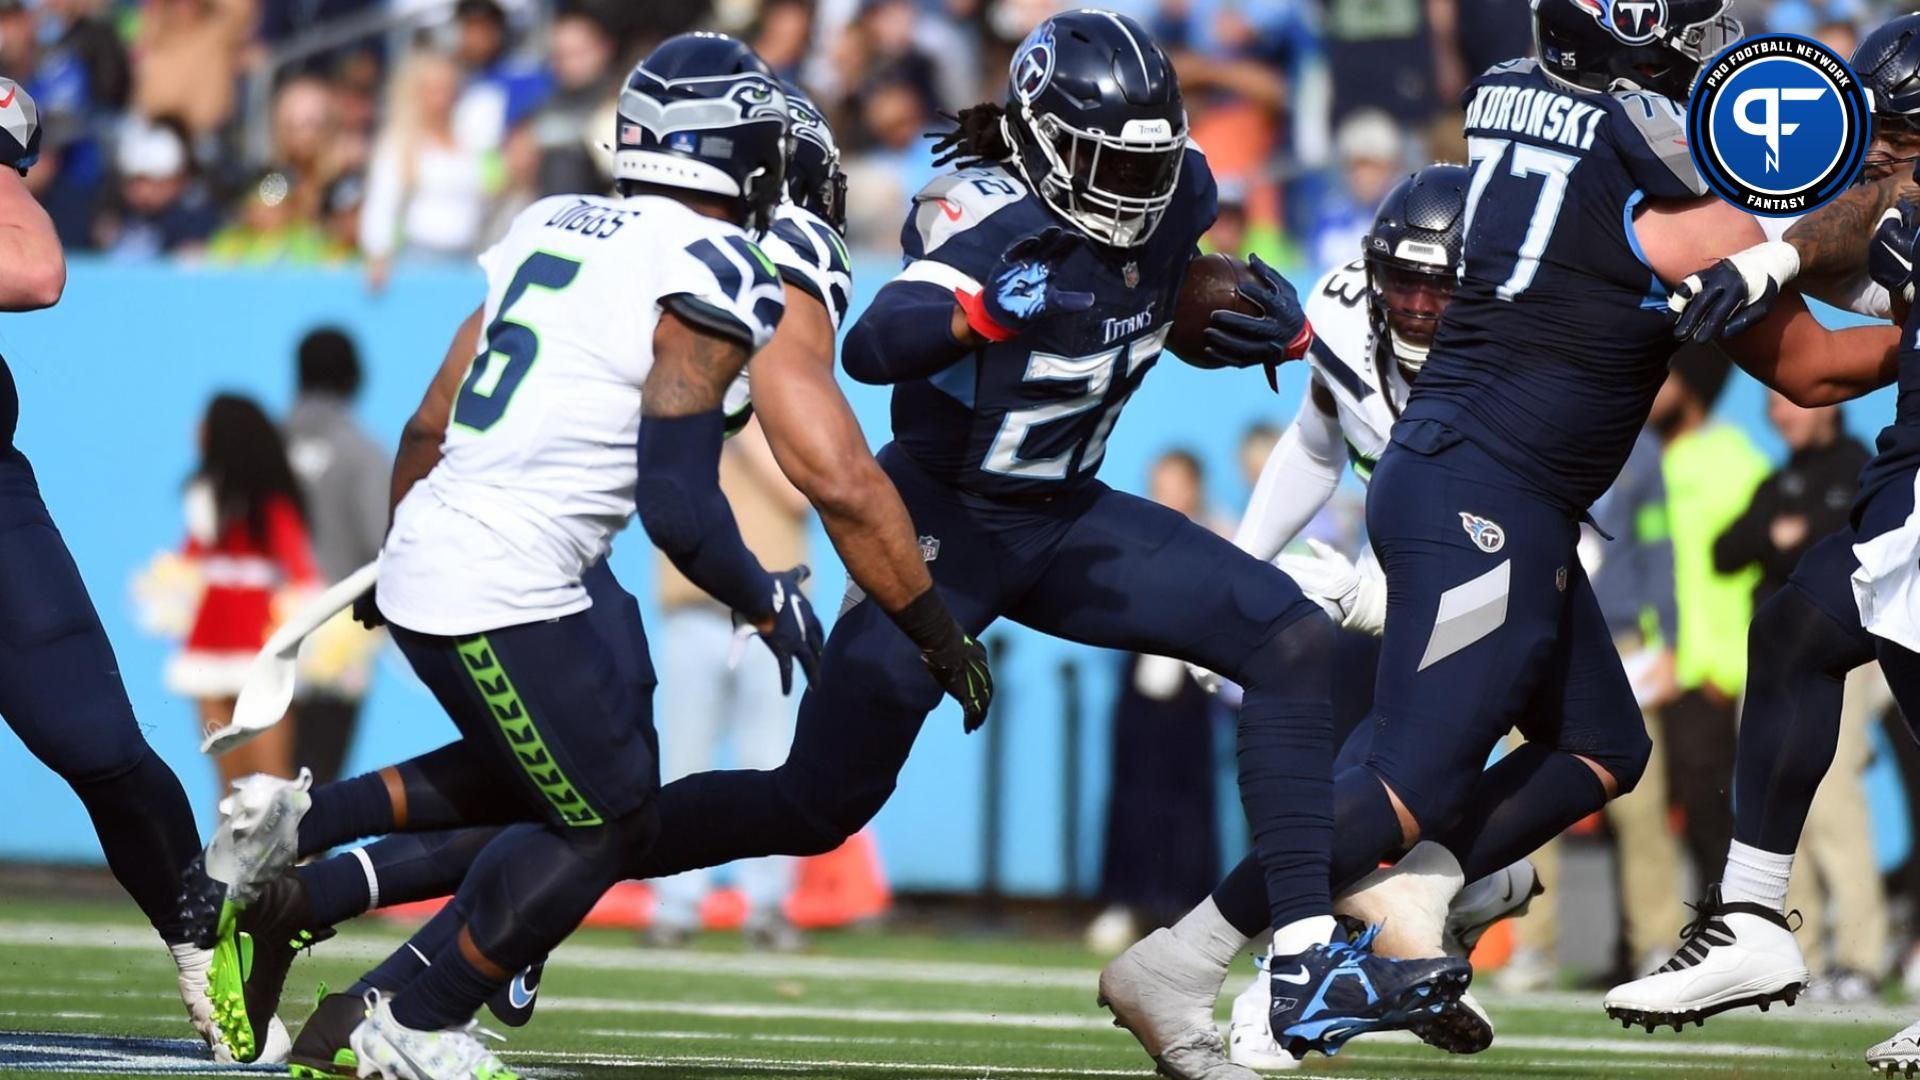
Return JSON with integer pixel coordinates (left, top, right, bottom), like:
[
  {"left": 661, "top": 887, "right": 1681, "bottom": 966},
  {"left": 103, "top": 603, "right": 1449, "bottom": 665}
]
[
  {"left": 206, "top": 873, "right": 335, "bottom": 1062},
  {"left": 289, "top": 989, "right": 366, "bottom": 1080}
]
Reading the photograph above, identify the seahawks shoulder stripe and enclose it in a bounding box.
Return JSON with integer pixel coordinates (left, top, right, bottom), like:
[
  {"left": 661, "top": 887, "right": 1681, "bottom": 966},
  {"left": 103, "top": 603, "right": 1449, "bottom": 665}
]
[{"left": 764, "top": 202, "right": 854, "bottom": 331}]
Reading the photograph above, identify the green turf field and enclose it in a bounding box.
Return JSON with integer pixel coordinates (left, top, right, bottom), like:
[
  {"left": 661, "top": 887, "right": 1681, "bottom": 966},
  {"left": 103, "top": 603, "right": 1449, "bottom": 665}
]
[{"left": 0, "top": 896, "right": 1901, "bottom": 1079}]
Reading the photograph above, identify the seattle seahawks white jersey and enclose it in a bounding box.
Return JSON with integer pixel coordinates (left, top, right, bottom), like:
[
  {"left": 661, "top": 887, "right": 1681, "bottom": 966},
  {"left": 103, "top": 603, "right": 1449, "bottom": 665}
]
[
  {"left": 722, "top": 200, "right": 855, "bottom": 429},
  {"left": 379, "top": 193, "right": 784, "bottom": 635},
  {"left": 1304, "top": 259, "right": 1409, "bottom": 479}
]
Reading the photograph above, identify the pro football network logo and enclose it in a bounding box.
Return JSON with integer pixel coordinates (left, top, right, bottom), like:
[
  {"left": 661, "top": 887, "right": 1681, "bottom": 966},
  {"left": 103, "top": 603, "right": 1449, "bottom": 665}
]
[
  {"left": 1459, "top": 512, "right": 1505, "bottom": 553},
  {"left": 1572, "top": 0, "right": 1667, "bottom": 45},
  {"left": 1687, "top": 34, "right": 1869, "bottom": 216},
  {"left": 1011, "top": 23, "right": 1057, "bottom": 103}
]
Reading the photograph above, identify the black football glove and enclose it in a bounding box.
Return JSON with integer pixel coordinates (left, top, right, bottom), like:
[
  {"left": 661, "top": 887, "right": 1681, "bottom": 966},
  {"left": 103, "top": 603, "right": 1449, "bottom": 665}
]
[
  {"left": 350, "top": 582, "right": 385, "bottom": 630},
  {"left": 959, "top": 227, "right": 1096, "bottom": 340},
  {"left": 1669, "top": 240, "right": 1800, "bottom": 342},
  {"left": 742, "top": 565, "right": 824, "bottom": 695},
  {"left": 924, "top": 632, "right": 993, "bottom": 733},
  {"left": 1200, "top": 254, "right": 1312, "bottom": 379},
  {"left": 1869, "top": 201, "right": 1920, "bottom": 304}
]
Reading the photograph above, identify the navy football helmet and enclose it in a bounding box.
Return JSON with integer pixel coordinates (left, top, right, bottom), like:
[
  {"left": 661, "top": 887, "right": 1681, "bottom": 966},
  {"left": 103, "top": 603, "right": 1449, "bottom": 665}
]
[
  {"left": 782, "top": 82, "right": 847, "bottom": 234},
  {"left": 615, "top": 33, "right": 788, "bottom": 232},
  {"left": 1001, "top": 10, "right": 1187, "bottom": 248},
  {"left": 1854, "top": 15, "right": 1920, "bottom": 179},
  {"left": 1533, "top": 0, "right": 1740, "bottom": 102},
  {"left": 0, "top": 77, "right": 41, "bottom": 176},
  {"left": 1364, "top": 163, "right": 1470, "bottom": 374}
]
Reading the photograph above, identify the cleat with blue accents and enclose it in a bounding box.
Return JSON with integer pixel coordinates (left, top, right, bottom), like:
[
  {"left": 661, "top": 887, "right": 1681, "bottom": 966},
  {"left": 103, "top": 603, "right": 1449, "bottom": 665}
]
[{"left": 1267, "top": 926, "right": 1472, "bottom": 1058}]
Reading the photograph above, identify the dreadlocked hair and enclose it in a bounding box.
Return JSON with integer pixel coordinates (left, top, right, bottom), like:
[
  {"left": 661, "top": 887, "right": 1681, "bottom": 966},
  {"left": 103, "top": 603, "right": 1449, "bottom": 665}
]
[{"left": 927, "top": 103, "right": 1015, "bottom": 169}]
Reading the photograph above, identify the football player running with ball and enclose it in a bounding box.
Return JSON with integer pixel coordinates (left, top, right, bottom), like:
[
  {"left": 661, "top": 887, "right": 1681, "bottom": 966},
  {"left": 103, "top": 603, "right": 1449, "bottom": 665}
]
[{"left": 183, "top": 36, "right": 816, "bottom": 1080}]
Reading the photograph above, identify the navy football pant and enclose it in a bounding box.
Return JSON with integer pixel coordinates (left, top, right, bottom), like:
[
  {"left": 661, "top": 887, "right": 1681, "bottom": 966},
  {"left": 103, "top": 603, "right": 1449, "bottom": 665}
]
[
  {"left": 1735, "top": 454, "right": 1920, "bottom": 859},
  {"left": 0, "top": 446, "right": 201, "bottom": 941},
  {"left": 1328, "top": 430, "right": 1648, "bottom": 890},
  {"left": 625, "top": 444, "right": 1334, "bottom": 928}
]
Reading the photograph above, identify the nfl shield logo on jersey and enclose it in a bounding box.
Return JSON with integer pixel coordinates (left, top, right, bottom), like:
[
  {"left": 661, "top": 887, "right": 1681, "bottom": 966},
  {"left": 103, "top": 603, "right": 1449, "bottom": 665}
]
[
  {"left": 918, "top": 535, "right": 942, "bottom": 563},
  {"left": 1459, "top": 512, "right": 1506, "bottom": 553},
  {"left": 1123, "top": 261, "right": 1140, "bottom": 288}
]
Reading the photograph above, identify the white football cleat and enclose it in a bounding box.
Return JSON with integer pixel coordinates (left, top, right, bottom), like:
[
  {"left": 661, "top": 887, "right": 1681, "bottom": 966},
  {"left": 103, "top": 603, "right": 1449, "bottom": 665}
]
[
  {"left": 1603, "top": 886, "right": 1809, "bottom": 1031},
  {"left": 1867, "top": 1018, "right": 1920, "bottom": 1076},
  {"left": 1099, "top": 928, "right": 1260, "bottom": 1080},
  {"left": 1226, "top": 952, "right": 1301, "bottom": 1071},
  {"left": 171, "top": 941, "right": 231, "bottom": 1062},
  {"left": 1445, "top": 858, "right": 1543, "bottom": 957},
  {"left": 205, "top": 769, "right": 312, "bottom": 905},
  {"left": 260, "top": 1016, "right": 293, "bottom": 1065},
  {"left": 348, "top": 991, "right": 518, "bottom": 1080}
]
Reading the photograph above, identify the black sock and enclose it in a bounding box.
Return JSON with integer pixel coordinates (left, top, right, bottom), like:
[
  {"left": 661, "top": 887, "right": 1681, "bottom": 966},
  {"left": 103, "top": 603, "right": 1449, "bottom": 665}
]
[
  {"left": 1209, "top": 854, "right": 1271, "bottom": 939},
  {"left": 1329, "top": 766, "right": 1404, "bottom": 894},
  {"left": 298, "top": 772, "right": 396, "bottom": 856},
  {"left": 1436, "top": 743, "right": 1607, "bottom": 881},
  {"left": 69, "top": 746, "right": 203, "bottom": 942},
  {"left": 358, "top": 902, "right": 461, "bottom": 996},
  {"left": 301, "top": 829, "right": 503, "bottom": 927},
  {"left": 299, "top": 744, "right": 517, "bottom": 856}
]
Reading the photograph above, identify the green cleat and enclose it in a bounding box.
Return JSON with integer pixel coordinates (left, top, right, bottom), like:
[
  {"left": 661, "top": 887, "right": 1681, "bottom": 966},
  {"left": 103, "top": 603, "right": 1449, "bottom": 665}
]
[{"left": 207, "top": 876, "right": 335, "bottom": 1063}]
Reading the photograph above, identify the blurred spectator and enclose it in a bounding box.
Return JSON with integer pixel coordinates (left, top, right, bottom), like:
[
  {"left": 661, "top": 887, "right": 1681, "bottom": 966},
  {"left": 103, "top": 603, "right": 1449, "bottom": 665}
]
[
  {"left": 133, "top": 0, "right": 252, "bottom": 139},
  {"left": 259, "top": 0, "right": 379, "bottom": 49},
  {"left": 843, "top": 0, "right": 942, "bottom": 113},
  {"left": 94, "top": 116, "right": 220, "bottom": 258},
  {"left": 1153, "top": 0, "right": 1312, "bottom": 182},
  {"left": 1, "top": 0, "right": 117, "bottom": 247},
  {"left": 651, "top": 418, "right": 811, "bottom": 951},
  {"left": 1204, "top": 178, "right": 1297, "bottom": 269},
  {"left": 751, "top": 0, "right": 816, "bottom": 82},
  {"left": 1238, "top": 422, "right": 1280, "bottom": 495},
  {"left": 451, "top": 0, "right": 551, "bottom": 152},
  {"left": 38, "top": 0, "right": 129, "bottom": 113},
  {"left": 1323, "top": 0, "right": 1458, "bottom": 126},
  {"left": 1452, "top": 0, "right": 1532, "bottom": 81},
  {"left": 270, "top": 75, "right": 345, "bottom": 223},
  {"left": 484, "top": 122, "right": 541, "bottom": 242},
  {"left": 206, "top": 169, "right": 332, "bottom": 263},
  {"left": 1653, "top": 346, "right": 1768, "bottom": 883},
  {"left": 1302, "top": 110, "right": 1403, "bottom": 271},
  {"left": 168, "top": 393, "right": 319, "bottom": 796},
  {"left": 841, "top": 67, "right": 938, "bottom": 252},
  {"left": 320, "top": 169, "right": 366, "bottom": 258},
  {"left": 285, "top": 328, "right": 389, "bottom": 787},
  {"left": 1716, "top": 392, "right": 1887, "bottom": 1000},
  {"left": 360, "top": 48, "right": 496, "bottom": 288},
  {"left": 1087, "top": 449, "right": 1224, "bottom": 954},
  {"left": 326, "top": 48, "right": 384, "bottom": 173},
  {"left": 526, "top": 5, "right": 620, "bottom": 198},
  {"left": 1715, "top": 392, "right": 1870, "bottom": 605}
]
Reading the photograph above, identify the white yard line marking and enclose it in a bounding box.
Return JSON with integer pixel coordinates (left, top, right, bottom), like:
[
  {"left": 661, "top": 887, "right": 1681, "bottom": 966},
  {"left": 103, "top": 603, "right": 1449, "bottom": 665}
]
[{"left": 517, "top": 1047, "right": 1148, "bottom": 1076}]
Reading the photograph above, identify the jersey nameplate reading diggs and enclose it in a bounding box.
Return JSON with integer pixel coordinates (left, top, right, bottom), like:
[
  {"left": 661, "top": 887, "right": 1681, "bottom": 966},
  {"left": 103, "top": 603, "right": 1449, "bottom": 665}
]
[
  {"left": 883, "top": 149, "right": 1218, "bottom": 497},
  {"left": 1403, "top": 59, "right": 1706, "bottom": 513},
  {"left": 376, "top": 192, "right": 783, "bottom": 637}
]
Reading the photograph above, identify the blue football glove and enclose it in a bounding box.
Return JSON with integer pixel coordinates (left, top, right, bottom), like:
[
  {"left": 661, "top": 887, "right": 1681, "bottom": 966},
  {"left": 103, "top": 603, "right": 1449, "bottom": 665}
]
[
  {"left": 0, "top": 78, "right": 40, "bottom": 176},
  {"left": 739, "top": 565, "right": 825, "bottom": 696},
  {"left": 1200, "top": 255, "right": 1312, "bottom": 377},
  {"left": 959, "top": 227, "right": 1096, "bottom": 340},
  {"left": 1869, "top": 201, "right": 1920, "bottom": 304},
  {"left": 1669, "top": 240, "right": 1801, "bottom": 342}
]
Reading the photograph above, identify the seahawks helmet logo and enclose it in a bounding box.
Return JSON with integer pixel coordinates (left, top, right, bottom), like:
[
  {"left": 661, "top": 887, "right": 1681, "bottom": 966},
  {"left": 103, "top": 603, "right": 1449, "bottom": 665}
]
[
  {"left": 1572, "top": 0, "right": 1667, "bottom": 45},
  {"left": 1011, "top": 23, "right": 1057, "bottom": 103}
]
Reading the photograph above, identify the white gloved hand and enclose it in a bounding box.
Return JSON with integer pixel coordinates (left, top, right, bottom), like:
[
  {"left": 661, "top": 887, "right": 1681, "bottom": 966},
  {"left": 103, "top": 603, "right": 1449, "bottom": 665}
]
[{"left": 1276, "top": 539, "right": 1386, "bottom": 636}]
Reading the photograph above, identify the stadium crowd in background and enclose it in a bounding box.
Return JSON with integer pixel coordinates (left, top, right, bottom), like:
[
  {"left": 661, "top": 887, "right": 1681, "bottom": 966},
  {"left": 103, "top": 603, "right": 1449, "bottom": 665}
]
[{"left": 0, "top": 0, "right": 1874, "bottom": 272}]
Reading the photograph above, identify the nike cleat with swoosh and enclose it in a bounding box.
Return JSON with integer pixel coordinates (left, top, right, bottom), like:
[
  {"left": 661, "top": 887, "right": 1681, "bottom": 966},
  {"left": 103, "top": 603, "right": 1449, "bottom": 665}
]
[
  {"left": 1267, "top": 926, "right": 1472, "bottom": 1059},
  {"left": 485, "top": 961, "right": 543, "bottom": 1028}
]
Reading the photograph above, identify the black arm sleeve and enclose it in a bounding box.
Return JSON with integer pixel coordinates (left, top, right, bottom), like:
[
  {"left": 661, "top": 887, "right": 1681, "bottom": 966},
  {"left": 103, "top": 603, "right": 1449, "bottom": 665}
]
[
  {"left": 1712, "top": 479, "right": 1777, "bottom": 575},
  {"left": 633, "top": 409, "right": 775, "bottom": 618}
]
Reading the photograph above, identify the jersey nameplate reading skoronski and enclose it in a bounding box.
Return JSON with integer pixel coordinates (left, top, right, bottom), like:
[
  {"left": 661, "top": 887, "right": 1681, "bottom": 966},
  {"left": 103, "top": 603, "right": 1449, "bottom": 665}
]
[{"left": 1461, "top": 78, "right": 1605, "bottom": 151}]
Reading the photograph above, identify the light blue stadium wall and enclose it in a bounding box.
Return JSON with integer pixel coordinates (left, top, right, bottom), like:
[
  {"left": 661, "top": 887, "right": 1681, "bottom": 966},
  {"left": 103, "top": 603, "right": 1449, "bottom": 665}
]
[{"left": 0, "top": 258, "right": 1904, "bottom": 894}]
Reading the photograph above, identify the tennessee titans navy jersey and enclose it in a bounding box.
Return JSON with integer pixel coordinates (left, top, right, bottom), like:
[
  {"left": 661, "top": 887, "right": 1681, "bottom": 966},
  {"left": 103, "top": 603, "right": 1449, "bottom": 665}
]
[
  {"left": 882, "top": 150, "right": 1216, "bottom": 496},
  {"left": 1403, "top": 60, "right": 1707, "bottom": 511},
  {"left": 1, "top": 355, "right": 14, "bottom": 446}
]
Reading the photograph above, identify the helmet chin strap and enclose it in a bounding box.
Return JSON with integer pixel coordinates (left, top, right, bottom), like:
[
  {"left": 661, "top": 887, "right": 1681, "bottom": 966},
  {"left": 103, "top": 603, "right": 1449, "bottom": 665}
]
[{"left": 1387, "top": 327, "right": 1430, "bottom": 371}]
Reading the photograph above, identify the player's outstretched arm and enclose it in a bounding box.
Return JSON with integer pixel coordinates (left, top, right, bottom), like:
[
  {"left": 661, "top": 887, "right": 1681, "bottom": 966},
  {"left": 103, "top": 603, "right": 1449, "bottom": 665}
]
[
  {"left": 639, "top": 308, "right": 824, "bottom": 692},
  {"left": 1233, "top": 378, "right": 1345, "bottom": 563},
  {"left": 841, "top": 279, "right": 982, "bottom": 385},
  {"left": 754, "top": 284, "right": 993, "bottom": 730},
  {"left": 1783, "top": 170, "right": 1920, "bottom": 295},
  {"left": 0, "top": 170, "right": 63, "bottom": 312},
  {"left": 1640, "top": 196, "right": 1899, "bottom": 404}
]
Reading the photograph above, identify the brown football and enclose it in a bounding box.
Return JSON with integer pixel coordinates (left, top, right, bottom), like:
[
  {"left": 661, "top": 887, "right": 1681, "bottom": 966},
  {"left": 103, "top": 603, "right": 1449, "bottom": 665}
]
[{"left": 1166, "top": 252, "right": 1262, "bottom": 367}]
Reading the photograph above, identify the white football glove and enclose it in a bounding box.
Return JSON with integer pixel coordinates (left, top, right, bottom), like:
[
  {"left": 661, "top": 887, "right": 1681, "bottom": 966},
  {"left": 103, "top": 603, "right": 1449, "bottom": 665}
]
[{"left": 1276, "top": 539, "right": 1387, "bottom": 636}]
